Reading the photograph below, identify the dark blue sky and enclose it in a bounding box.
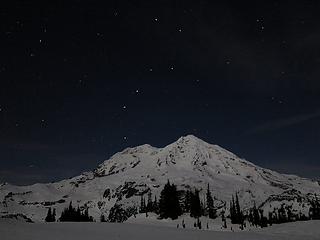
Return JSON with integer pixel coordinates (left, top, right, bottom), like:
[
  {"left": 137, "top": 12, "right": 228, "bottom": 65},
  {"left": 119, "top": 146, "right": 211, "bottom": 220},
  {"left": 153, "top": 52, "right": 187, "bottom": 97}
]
[{"left": 1, "top": 1, "right": 320, "bottom": 185}]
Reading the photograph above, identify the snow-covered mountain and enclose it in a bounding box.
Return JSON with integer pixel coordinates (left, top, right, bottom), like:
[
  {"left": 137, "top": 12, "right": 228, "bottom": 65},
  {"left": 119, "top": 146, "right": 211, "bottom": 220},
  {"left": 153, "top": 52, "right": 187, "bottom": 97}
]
[{"left": 1, "top": 135, "right": 319, "bottom": 222}]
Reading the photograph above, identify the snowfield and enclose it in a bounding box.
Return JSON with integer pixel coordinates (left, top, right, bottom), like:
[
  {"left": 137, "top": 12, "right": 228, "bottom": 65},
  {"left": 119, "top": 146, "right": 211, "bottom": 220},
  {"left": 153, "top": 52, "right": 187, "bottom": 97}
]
[{"left": 0, "top": 219, "right": 319, "bottom": 240}]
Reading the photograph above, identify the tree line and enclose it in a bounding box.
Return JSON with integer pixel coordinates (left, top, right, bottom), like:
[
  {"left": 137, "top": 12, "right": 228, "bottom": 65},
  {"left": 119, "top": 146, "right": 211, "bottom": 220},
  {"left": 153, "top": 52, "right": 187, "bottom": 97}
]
[
  {"left": 45, "top": 202, "right": 93, "bottom": 222},
  {"left": 138, "top": 181, "right": 217, "bottom": 221},
  {"left": 45, "top": 181, "right": 320, "bottom": 227},
  {"left": 137, "top": 180, "right": 320, "bottom": 229}
]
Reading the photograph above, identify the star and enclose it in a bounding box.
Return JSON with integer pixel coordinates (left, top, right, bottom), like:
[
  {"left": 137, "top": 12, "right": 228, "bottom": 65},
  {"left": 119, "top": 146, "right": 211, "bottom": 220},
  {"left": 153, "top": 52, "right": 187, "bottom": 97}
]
[
  {"left": 135, "top": 89, "right": 139, "bottom": 93},
  {"left": 123, "top": 136, "right": 127, "bottom": 140},
  {"left": 154, "top": 18, "right": 158, "bottom": 22},
  {"left": 123, "top": 105, "right": 127, "bottom": 109},
  {"left": 170, "top": 66, "right": 174, "bottom": 70}
]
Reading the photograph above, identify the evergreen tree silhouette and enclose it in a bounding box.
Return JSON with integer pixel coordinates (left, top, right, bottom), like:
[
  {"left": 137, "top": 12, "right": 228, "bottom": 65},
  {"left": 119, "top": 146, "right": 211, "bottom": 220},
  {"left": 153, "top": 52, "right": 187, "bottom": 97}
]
[
  {"left": 59, "top": 202, "right": 93, "bottom": 222},
  {"left": 146, "top": 191, "right": 153, "bottom": 212},
  {"left": 184, "top": 190, "right": 191, "bottom": 213},
  {"left": 140, "top": 195, "right": 146, "bottom": 213},
  {"left": 153, "top": 195, "right": 159, "bottom": 214},
  {"left": 52, "top": 208, "right": 56, "bottom": 222},
  {"left": 45, "top": 207, "right": 53, "bottom": 222},
  {"left": 230, "top": 193, "right": 244, "bottom": 225},
  {"left": 190, "top": 189, "right": 201, "bottom": 218},
  {"left": 252, "top": 202, "right": 260, "bottom": 226},
  {"left": 206, "top": 184, "right": 216, "bottom": 219},
  {"left": 159, "top": 180, "right": 182, "bottom": 219},
  {"left": 309, "top": 194, "right": 320, "bottom": 219}
]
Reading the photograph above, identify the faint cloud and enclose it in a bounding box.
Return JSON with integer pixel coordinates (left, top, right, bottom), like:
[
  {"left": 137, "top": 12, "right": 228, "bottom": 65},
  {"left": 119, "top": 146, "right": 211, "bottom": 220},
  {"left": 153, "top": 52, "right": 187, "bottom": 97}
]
[
  {"left": 246, "top": 110, "right": 320, "bottom": 135},
  {"left": 0, "top": 138, "right": 56, "bottom": 151},
  {"left": 12, "top": 143, "right": 54, "bottom": 151}
]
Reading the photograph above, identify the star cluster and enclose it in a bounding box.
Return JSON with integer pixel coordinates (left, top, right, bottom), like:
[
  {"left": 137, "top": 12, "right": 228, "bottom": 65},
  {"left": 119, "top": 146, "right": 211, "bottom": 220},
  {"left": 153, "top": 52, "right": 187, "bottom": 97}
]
[{"left": 1, "top": 1, "right": 320, "bottom": 184}]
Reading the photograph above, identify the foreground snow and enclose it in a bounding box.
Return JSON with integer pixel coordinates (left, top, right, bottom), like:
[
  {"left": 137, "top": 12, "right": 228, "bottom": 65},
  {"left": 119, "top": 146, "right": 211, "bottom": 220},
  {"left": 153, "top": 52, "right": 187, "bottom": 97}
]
[{"left": 0, "top": 220, "right": 319, "bottom": 240}]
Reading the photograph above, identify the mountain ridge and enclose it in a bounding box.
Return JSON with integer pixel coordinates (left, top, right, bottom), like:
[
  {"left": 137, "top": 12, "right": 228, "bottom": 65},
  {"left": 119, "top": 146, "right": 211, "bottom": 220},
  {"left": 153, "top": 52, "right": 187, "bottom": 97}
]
[{"left": 1, "top": 135, "right": 319, "bottom": 222}]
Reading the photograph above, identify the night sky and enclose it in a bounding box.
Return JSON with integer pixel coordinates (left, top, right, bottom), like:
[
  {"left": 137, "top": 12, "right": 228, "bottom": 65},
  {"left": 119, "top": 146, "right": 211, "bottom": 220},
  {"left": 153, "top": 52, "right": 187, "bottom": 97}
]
[{"left": 1, "top": 1, "right": 320, "bottom": 185}]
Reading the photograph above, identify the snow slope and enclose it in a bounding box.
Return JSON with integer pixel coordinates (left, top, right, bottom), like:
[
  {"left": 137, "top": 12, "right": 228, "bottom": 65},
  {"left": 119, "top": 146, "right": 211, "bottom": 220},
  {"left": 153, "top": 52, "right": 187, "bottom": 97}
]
[
  {"left": 1, "top": 135, "right": 319, "bottom": 222},
  {"left": 0, "top": 220, "right": 320, "bottom": 240}
]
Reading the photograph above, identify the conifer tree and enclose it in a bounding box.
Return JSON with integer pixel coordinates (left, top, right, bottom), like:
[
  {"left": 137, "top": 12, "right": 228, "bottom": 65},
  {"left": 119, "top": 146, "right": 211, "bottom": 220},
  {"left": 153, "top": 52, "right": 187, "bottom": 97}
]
[
  {"left": 190, "top": 189, "right": 201, "bottom": 218},
  {"left": 235, "top": 193, "right": 241, "bottom": 222},
  {"left": 230, "top": 196, "right": 236, "bottom": 223},
  {"left": 77, "top": 206, "right": 81, "bottom": 220},
  {"left": 278, "top": 204, "right": 287, "bottom": 223},
  {"left": 252, "top": 203, "right": 260, "bottom": 226},
  {"left": 147, "top": 191, "right": 153, "bottom": 212},
  {"left": 153, "top": 195, "right": 159, "bottom": 214},
  {"left": 52, "top": 208, "right": 56, "bottom": 222},
  {"left": 140, "top": 195, "right": 146, "bottom": 213},
  {"left": 45, "top": 207, "right": 53, "bottom": 222},
  {"left": 206, "top": 184, "right": 216, "bottom": 219},
  {"left": 184, "top": 190, "right": 191, "bottom": 213},
  {"left": 259, "top": 209, "right": 268, "bottom": 227},
  {"left": 100, "top": 214, "right": 106, "bottom": 222},
  {"left": 309, "top": 194, "right": 320, "bottom": 219},
  {"left": 230, "top": 193, "right": 244, "bottom": 225},
  {"left": 221, "top": 210, "right": 227, "bottom": 228}
]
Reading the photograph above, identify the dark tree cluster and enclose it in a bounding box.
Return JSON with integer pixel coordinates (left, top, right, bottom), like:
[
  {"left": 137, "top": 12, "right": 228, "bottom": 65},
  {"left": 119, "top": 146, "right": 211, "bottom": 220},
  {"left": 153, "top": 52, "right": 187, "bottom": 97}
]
[
  {"left": 45, "top": 207, "right": 56, "bottom": 222},
  {"left": 104, "top": 181, "right": 320, "bottom": 227},
  {"left": 108, "top": 204, "right": 138, "bottom": 222},
  {"left": 189, "top": 189, "right": 202, "bottom": 218},
  {"left": 59, "top": 202, "right": 93, "bottom": 222},
  {"left": 248, "top": 202, "right": 312, "bottom": 228},
  {"left": 247, "top": 203, "right": 268, "bottom": 227},
  {"left": 183, "top": 189, "right": 202, "bottom": 217},
  {"left": 309, "top": 195, "right": 320, "bottom": 220},
  {"left": 159, "top": 180, "right": 182, "bottom": 220},
  {"left": 230, "top": 193, "right": 244, "bottom": 225},
  {"left": 100, "top": 214, "right": 106, "bottom": 222},
  {"left": 206, "top": 184, "right": 217, "bottom": 219},
  {"left": 157, "top": 181, "right": 217, "bottom": 222},
  {"left": 139, "top": 191, "right": 159, "bottom": 215}
]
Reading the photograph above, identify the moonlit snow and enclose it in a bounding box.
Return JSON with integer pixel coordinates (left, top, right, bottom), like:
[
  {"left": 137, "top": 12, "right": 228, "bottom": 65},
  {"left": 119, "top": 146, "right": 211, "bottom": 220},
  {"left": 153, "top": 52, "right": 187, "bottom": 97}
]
[
  {"left": 1, "top": 219, "right": 320, "bottom": 240},
  {"left": 1, "top": 135, "right": 319, "bottom": 222}
]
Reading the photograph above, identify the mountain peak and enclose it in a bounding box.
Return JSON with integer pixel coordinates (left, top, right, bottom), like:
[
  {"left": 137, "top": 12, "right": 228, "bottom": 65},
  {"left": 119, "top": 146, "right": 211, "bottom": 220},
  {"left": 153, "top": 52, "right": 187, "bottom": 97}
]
[
  {"left": 176, "top": 134, "right": 209, "bottom": 145},
  {"left": 178, "top": 134, "right": 202, "bottom": 141},
  {"left": 2, "top": 136, "right": 320, "bottom": 223}
]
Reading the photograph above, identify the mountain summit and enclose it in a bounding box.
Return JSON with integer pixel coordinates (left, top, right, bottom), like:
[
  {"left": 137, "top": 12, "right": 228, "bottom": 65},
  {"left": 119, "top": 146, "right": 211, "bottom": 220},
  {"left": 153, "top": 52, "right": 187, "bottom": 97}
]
[{"left": 1, "top": 135, "right": 319, "bottom": 222}]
